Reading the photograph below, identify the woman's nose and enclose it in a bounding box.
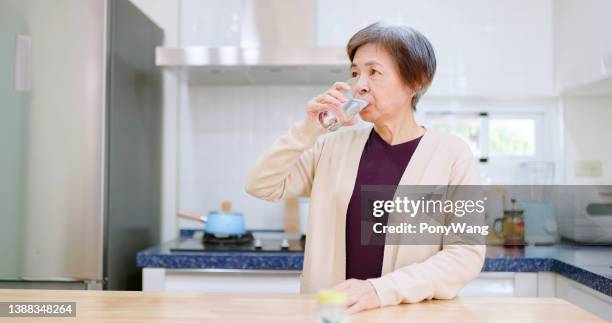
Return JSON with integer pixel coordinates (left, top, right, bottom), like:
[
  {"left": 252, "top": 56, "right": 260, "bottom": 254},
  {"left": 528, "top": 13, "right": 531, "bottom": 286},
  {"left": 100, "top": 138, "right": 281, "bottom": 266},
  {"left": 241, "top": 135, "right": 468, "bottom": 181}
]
[{"left": 354, "top": 76, "right": 369, "bottom": 94}]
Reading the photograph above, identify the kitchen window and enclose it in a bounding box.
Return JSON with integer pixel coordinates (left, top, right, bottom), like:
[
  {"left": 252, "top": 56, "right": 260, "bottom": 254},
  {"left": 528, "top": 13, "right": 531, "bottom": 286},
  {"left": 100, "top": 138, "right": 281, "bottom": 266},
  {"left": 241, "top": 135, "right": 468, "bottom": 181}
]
[
  {"left": 489, "top": 118, "right": 536, "bottom": 157},
  {"left": 424, "top": 112, "right": 485, "bottom": 159},
  {"left": 423, "top": 112, "right": 541, "bottom": 161},
  {"left": 423, "top": 110, "right": 553, "bottom": 185}
]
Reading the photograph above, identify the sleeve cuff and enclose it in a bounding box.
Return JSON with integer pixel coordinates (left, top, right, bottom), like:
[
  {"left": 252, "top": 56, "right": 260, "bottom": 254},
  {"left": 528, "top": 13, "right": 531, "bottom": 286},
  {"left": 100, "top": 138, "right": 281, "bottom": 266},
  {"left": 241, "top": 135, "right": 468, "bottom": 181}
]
[
  {"left": 368, "top": 276, "right": 400, "bottom": 307},
  {"left": 291, "top": 117, "right": 328, "bottom": 147}
]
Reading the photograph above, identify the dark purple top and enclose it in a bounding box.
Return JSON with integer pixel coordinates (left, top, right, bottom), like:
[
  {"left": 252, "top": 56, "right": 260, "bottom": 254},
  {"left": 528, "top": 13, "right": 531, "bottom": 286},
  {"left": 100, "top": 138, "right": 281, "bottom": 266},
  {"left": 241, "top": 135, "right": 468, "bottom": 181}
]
[{"left": 345, "top": 129, "right": 422, "bottom": 280}]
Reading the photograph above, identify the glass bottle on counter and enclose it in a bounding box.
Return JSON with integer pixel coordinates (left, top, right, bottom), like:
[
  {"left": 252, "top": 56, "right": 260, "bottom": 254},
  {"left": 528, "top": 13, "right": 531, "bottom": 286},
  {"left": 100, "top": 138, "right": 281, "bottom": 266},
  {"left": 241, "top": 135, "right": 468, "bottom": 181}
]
[{"left": 316, "top": 289, "right": 349, "bottom": 323}]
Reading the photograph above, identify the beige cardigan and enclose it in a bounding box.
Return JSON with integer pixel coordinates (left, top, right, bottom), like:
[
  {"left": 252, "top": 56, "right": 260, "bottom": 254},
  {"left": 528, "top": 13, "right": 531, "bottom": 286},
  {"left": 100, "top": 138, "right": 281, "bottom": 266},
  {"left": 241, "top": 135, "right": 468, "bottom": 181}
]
[{"left": 245, "top": 117, "right": 485, "bottom": 307}]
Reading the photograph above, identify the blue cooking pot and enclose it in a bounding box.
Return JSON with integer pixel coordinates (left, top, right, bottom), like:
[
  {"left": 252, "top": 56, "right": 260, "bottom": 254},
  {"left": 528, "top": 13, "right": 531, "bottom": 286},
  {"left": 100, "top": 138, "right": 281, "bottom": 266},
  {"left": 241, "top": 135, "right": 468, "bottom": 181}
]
[
  {"left": 205, "top": 210, "right": 246, "bottom": 236},
  {"left": 178, "top": 202, "right": 246, "bottom": 236}
]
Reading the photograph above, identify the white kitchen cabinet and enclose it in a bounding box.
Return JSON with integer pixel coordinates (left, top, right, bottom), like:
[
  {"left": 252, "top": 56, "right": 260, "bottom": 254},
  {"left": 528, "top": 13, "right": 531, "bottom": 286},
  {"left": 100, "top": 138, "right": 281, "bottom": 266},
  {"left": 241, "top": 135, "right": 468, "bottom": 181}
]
[
  {"left": 143, "top": 269, "right": 540, "bottom": 296},
  {"left": 459, "top": 272, "right": 541, "bottom": 297},
  {"left": 554, "top": 0, "right": 612, "bottom": 93},
  {"left": 555, "top": 275, "right": 612, "bottom": 322},
  {"left": 462, "top": 272, "right": 611, "bottom": 321},
  {"left": 143, "top": 268, "right": 301, "bottom": 293},
  {"left": 316, "top": 0, "right": 555, "bottom": 97}
]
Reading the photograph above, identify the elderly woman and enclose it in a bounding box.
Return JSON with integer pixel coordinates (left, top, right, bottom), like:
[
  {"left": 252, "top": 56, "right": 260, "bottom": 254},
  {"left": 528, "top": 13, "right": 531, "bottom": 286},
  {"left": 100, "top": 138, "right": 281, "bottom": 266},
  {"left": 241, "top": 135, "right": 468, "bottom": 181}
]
[{"left": 245, "top": 23, "right": 485, "bottom": 313}]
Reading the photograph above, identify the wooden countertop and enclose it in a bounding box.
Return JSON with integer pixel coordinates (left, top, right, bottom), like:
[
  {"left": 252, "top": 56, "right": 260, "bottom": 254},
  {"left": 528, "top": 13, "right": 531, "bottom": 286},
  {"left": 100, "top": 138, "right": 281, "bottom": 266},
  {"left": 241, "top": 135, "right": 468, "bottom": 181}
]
[{"left": 0, "top": 289, "right": 604, "bottom": 322}]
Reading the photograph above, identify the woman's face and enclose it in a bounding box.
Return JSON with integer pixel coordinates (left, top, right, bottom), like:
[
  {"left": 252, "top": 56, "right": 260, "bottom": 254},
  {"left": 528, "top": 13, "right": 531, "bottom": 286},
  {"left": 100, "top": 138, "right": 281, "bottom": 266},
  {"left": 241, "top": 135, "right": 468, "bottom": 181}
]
[{"left": 350, "top": 43, "right": 416, "bottom": 124}]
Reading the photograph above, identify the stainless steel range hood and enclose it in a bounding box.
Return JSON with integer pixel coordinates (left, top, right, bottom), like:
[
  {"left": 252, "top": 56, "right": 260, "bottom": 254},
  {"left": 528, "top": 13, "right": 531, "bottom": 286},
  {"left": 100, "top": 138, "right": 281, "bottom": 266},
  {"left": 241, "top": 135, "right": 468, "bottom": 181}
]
[{"left": 156, "top": 0, "right": 350, "bottom": 85}]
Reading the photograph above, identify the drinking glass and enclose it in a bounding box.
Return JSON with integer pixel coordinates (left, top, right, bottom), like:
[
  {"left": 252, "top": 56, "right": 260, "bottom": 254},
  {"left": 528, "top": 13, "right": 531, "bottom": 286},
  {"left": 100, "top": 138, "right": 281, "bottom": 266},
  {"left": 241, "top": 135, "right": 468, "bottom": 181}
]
[{"left": 318, "top": 77, "right": 368, "bottom": 131}]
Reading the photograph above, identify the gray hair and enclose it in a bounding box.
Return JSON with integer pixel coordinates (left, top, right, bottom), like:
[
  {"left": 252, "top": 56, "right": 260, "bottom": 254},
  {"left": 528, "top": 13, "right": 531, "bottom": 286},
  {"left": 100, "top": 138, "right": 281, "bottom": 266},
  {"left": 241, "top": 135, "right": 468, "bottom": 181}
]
[{"left": 347, "top": 22, "right": 437, "bottom": 110}]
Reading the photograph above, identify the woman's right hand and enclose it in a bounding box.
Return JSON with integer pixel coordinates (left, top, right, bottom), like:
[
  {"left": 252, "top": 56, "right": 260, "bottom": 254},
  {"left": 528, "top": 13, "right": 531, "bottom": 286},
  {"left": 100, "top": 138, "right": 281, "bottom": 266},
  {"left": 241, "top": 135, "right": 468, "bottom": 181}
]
[{"left": 306, "top": 82, "right": 357, "bottom": 127}]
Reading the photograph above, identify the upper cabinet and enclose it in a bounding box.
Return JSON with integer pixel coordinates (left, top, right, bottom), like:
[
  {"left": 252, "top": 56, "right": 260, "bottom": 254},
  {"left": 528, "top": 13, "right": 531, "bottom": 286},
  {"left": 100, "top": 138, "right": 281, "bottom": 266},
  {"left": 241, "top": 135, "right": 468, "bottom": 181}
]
[
  {"left": 316, "top": 0, "right": 555, "bottom": 97},
  {"left": 554, "top": 0, "right": 612, "bottom": 95}
]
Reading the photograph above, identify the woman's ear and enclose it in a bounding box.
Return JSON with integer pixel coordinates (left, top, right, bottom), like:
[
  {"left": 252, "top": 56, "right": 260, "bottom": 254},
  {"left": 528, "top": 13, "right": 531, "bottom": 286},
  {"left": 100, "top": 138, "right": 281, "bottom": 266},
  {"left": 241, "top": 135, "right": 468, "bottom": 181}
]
[
  {"left": 410, "top": 86, "right": 425, "bottom": 111},
  {"left": 405, "top": 86, "right": 417, "bottom": 102}
]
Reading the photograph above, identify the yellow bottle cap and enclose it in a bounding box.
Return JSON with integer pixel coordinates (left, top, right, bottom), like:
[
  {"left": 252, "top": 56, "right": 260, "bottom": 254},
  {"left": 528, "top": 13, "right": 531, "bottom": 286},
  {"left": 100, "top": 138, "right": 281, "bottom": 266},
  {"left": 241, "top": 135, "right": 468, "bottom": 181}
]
[{"left": 317, "top": 289, "right": 348, "bottom": 305}]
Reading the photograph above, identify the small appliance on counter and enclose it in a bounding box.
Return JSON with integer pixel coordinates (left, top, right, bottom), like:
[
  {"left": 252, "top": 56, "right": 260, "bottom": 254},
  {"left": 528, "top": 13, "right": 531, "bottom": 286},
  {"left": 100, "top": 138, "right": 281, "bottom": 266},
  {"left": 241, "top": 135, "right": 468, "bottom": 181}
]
[
  {"left": 523, "top": 201, "right": 559, "bottom": 245},
  {"left": 557, "top": 188, "right": 612, "bottom": 244},
  {"left": 517, "top": 161, "right": 560, "bottom": 245},
  {"left": 493, "top": 198, "right": 526, "bottom": 246},
  {"left": 483, "top": 188, "right": 506, "bottom": 226}
]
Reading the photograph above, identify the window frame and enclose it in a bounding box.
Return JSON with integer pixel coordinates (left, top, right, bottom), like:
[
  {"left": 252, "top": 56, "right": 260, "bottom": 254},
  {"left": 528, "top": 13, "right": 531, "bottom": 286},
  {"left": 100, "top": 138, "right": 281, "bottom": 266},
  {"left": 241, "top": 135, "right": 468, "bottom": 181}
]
[{"left": 417, "top": 99, "right": 560, "bottom": 184}]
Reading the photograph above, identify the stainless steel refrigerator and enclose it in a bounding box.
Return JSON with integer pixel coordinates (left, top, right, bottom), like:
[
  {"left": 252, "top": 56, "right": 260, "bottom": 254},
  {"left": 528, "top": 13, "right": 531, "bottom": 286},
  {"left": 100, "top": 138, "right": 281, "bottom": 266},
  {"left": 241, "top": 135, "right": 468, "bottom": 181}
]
[{"left": 0, "top": 0, "right": 162, "bottom": 290}]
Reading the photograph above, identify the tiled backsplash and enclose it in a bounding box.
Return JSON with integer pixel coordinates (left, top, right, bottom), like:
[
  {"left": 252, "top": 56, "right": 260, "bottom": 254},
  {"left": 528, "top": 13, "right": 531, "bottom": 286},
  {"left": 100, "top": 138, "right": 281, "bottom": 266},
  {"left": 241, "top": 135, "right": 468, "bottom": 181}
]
[{"left": 178, "top": 85, "right": 327, "bottom": 229}]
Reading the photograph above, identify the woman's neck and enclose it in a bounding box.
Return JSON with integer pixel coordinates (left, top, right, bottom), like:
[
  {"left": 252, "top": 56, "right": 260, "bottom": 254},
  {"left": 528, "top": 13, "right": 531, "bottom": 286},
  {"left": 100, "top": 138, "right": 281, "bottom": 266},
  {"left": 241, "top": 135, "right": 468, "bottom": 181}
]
[{"left": 373, "top": 110, "right": 424, "bottom": 145}]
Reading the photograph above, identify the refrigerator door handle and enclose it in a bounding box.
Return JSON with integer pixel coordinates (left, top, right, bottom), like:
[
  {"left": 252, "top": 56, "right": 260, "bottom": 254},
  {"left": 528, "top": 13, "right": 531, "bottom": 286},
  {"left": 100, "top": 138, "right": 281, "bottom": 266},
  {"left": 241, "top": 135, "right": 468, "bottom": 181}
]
[{"left": 14, "top": 35, "right": 32, "bottom": 92}]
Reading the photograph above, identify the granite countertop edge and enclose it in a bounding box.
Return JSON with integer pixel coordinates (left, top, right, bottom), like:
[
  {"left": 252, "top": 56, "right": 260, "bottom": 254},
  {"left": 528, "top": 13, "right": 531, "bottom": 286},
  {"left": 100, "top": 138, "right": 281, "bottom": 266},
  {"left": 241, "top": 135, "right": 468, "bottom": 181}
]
[{"left": 137, "top": 243, "right": 612, "bottom": 297}]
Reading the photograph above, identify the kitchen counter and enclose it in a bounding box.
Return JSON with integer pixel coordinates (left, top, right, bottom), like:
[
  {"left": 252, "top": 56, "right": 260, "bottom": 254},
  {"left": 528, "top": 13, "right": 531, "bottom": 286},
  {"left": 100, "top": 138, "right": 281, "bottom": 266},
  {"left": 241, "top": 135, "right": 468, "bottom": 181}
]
[
  {"left": 137, "top": 232, "right": 612, "bottom": 297},
  {"left": 0, "top": 289, "right": 604, "bottom": 322}
]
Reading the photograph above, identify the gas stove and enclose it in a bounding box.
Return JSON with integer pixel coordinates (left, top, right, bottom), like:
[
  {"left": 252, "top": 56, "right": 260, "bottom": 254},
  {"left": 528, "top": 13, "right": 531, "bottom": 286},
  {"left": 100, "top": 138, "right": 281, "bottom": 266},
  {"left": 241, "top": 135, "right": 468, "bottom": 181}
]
[{"left": 170, "top": 231, "right": 305, "bottom": 253}]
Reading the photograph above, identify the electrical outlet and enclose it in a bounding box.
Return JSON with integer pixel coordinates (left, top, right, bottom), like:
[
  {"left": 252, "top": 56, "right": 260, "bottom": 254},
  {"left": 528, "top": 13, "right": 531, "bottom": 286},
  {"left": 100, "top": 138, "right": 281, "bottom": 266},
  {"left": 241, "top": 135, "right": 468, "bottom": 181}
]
[{"left": 574, "top": 160, "right": 603, "bottom": 177}]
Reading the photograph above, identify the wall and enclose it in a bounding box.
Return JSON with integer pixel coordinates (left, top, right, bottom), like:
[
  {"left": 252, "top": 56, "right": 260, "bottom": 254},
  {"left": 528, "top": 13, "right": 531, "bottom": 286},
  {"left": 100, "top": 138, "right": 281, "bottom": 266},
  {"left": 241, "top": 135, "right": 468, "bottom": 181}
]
[
  {"left": 178, "top": 85, "right": 326, "bottom": 229},
  {"left": 317, "top": 0, "right": 555, "bottom": 97},
  {"left": 129, "top": 0, "right": 180, "bottom": 242},
  {"left": 562, "top": 96, "right": 612, "bottom": 184}
]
